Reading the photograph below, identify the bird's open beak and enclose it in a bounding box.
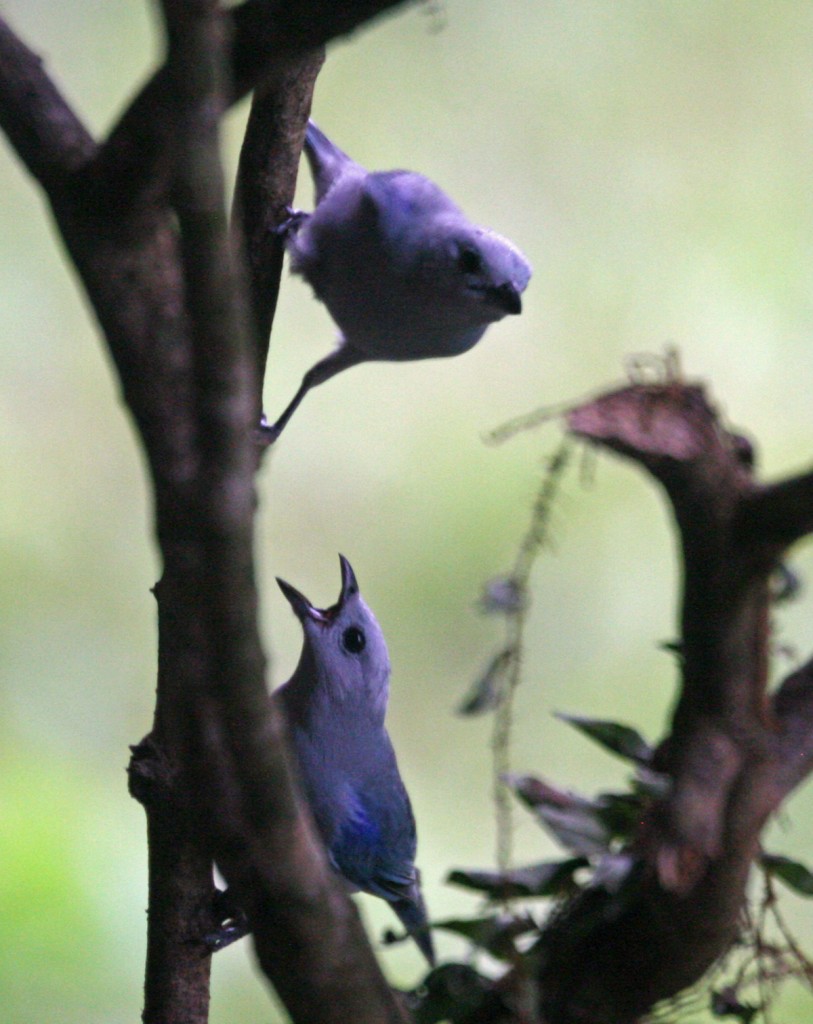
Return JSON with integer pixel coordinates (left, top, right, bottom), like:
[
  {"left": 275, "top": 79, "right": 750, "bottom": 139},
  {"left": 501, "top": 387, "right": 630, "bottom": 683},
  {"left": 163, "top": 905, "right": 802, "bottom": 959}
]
[
  {"left": 277, "top": 556, "right": 359, "bottom": 624},
  {"left": 338, "top": 554, "right": 359, "bottom": 606},
  {"left": 277, "top": 577, "right": 328, "bottom": 624},
  {"left": 484, "top": 281, "right": 522, "bottom": 315}
]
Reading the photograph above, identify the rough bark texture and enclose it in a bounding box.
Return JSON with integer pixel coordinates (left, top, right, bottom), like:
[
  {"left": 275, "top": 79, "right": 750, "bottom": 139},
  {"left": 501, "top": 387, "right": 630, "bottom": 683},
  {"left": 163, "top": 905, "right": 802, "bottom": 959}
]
[
  {"left": 0, "top": 3, "right": 413, "bottom": 1023},
  {"left": 232, "top": 49, "right": 326, "bottom": 393},
  {"left": 529, "top": 382, "right": 813, "bottom": 1024},
  {"left": 4, "top": 4, "right": 813, "bottom": 1023}
]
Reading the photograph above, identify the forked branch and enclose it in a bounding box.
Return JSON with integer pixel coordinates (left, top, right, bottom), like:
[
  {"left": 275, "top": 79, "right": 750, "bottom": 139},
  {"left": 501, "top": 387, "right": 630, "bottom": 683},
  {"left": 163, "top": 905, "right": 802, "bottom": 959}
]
[
  {"left": 523, "top": 378, "right": 813, "bottom": 1024},
  {"left": 0, "top": 2, "right": 415, "bottom": 1022}
]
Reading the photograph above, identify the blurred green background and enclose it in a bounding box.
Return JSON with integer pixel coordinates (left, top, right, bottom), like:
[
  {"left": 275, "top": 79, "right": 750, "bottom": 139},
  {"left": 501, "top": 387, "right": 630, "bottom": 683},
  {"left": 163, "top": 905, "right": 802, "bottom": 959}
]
[{"left": 2, "top": 1, "right": 813, "bottom": 1020}]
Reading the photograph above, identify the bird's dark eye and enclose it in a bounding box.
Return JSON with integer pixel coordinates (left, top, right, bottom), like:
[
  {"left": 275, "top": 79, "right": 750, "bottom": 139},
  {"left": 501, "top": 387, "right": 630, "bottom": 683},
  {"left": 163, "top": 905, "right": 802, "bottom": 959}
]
[
  {"left": 342, "top": 626, "right": 366, "bottom": 654},
  {"left": 456, "top": 245, "right": 483, "bottom": 276}
]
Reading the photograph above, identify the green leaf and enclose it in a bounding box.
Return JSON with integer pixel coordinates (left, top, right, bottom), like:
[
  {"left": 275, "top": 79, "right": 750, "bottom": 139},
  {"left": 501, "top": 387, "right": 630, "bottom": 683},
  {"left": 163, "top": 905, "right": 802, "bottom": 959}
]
[
  {"left": 432, "top": 914, "right": 537, "bottom": 960},
  {"left": 591, "top": 791, "right": 644, "bottom": 840},
  {"left": 556, "top": 713, "right": 653, "bottom": 764},
  {"left": 631, "top": 766, "right": 671, "bottom": 800},
  {"left": 447, "top": 857, "right": 588, "bottom": 899},
  {"left": 535, "top": 801, "right": 612, "bottom": 856},
  {"left": 760, "top": 852, "right": 813, "bottom": 896},
  {"left": 505, "top": 774, "right": 647, "bottom": 854},
  {"left": 504, "top": 774, "right": 612, "bottom": 855}
]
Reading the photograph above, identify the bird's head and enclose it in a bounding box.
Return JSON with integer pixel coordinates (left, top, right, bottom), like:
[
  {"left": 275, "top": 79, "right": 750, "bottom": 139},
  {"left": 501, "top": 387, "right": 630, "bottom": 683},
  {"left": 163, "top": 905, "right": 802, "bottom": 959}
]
[
  {"left": 439, "top": 224, "right": 532, "bottom": 322},
  {"left": 362, "top": 171, "right": 532, "bottom": 325},
  {"left": 277, "top": 556, "right": 391, "bottom": 715}
]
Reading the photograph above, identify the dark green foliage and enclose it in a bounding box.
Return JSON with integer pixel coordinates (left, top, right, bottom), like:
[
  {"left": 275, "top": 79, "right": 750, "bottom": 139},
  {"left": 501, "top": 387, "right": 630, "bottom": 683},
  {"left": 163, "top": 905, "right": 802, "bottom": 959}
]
[{"left": 760, "top": 852, "right": 813, "bottom": 897}]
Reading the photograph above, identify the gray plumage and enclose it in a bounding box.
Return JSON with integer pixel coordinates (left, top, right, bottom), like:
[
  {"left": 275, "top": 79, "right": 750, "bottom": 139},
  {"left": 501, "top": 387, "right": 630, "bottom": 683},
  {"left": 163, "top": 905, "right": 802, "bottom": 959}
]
[
  {"left": 274, "top": 555, "right": 434, "bottom": 964},
  {"left": 263, "top": 120, "right": 532, "bottom": 440}
]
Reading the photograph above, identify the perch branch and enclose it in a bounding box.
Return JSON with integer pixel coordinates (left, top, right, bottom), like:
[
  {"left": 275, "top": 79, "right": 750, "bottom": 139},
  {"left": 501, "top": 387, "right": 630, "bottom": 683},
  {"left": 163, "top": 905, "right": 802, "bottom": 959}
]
[
  {"left": 229, "top": 0, "right": 413, "bottom": 94},
  {"left": 1, "top": 1, "right": 416, "bottom": 1021},
  {"left": 232, "top": 49, "right": 324, "bottom": 394},
  {"left": 153, "top": 3, "right": 407, "bottom": 1021}
]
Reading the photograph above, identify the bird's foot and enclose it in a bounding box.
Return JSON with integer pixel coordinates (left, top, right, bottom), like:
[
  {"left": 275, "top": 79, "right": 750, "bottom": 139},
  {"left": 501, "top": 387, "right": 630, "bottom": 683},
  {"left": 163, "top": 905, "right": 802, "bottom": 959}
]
[
  {"left": 255, "top": 414, "right": 281, "bottom": 448},
  {"left": 203, "top": 918, "right": 249, "bottom": 953},
  {"left": 203, "top": 889, "right": 249, "bottom": 953},
  {"left": 274, "top": 206, "right": 309, "bottom": 239}
]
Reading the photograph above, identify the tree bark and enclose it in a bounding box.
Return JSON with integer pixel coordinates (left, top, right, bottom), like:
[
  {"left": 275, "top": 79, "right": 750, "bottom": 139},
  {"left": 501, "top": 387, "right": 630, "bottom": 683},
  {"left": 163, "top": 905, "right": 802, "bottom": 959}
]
[
  {"left": 529, "top": 380, "right": 813, "bottom": 1024},
  {"left": 0, "top": 3, "right": 414, "bottom": 1022}
]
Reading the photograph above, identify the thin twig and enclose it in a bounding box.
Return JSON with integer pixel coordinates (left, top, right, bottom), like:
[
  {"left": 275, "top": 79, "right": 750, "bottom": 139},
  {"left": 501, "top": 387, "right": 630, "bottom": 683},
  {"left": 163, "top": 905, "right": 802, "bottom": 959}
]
[{"left": 491, "top": 439, "right": 573, "bottom": 873}]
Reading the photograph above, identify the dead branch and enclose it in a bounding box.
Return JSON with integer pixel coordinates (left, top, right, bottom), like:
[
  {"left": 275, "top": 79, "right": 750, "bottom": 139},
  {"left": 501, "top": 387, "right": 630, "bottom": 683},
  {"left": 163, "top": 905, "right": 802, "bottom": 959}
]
[{"left": 521, "top": 379, "right": 813, "bottom": 1024}]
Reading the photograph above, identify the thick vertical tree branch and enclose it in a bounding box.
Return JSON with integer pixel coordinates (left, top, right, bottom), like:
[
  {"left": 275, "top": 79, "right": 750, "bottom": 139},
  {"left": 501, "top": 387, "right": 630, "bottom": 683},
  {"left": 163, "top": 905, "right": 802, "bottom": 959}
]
[
  {"left": 159, "top": 4, "right": 407, "bottom": 1018},
  {"left": 129, "top": 734, "right": 214, "bottom": 1024},
  {"left": 0, "top": 3, "right": 417, "bottom": 1023},
  {"left": 569, "top": 385, "right": 774, "bottom": 880}
]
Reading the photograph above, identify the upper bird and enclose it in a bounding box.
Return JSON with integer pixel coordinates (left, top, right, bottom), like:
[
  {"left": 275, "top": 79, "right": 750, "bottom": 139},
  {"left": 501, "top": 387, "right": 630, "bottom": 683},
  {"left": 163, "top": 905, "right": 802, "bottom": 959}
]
[
  {"left": 261, "top": 121, "right": 532, "bottom": 441},
  {"left": 274, "top": 555, "right": 434, "bottom": 965}
]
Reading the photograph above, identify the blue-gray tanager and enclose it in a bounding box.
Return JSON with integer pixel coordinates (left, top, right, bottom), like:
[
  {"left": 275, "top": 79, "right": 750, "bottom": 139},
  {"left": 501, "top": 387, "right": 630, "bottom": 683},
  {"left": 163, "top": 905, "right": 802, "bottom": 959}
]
[
  {"left": 262, "top": 120, "right": 532, "bottom": 440},
  {"left": 275, "top": 555, "right": 435, "bottom": 964}
]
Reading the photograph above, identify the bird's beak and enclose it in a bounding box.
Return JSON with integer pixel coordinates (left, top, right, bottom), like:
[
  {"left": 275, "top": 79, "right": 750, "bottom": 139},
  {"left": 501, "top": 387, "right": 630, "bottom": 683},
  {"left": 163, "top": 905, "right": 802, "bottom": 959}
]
[
  {"left": 277, "top": 577, "right": 328, "bottom": 624},
  {"left": 484, "top": 281, "right": 522, "bottom": 315},
  {"left": 338, "top": 554, "right": 359, "bottom": 606}
]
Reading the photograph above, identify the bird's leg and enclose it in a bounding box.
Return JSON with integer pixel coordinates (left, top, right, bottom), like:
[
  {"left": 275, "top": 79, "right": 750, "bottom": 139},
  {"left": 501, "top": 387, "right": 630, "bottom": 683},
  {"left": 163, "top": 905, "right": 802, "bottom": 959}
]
[{"left": 258, "top": 343, "right": 365, "bottom": 444}]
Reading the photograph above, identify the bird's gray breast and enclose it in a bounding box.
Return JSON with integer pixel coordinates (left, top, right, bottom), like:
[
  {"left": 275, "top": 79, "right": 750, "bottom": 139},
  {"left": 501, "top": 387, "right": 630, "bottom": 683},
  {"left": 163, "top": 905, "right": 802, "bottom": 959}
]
[{"left": 291, "top": 179, "right": 489, "bottom": 360}]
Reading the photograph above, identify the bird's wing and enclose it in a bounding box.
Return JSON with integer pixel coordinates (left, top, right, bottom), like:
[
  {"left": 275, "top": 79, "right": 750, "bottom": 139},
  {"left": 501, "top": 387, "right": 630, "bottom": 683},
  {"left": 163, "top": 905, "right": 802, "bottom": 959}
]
[
  {"left": 329, "top": 782, "right": 418, "bottom": 902},
  {"left": 330, "top": 779, "right": 435, "bottom": 965}
]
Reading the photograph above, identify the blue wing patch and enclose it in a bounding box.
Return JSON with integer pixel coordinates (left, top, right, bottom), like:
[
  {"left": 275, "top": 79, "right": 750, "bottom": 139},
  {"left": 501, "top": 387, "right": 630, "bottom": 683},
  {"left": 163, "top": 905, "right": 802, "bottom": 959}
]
[
  {"left": 331, "top": 796, "right": 383, "bottom": 868},
  {"left": 329, "top": 788, "right": 416, "bottom": 901}
]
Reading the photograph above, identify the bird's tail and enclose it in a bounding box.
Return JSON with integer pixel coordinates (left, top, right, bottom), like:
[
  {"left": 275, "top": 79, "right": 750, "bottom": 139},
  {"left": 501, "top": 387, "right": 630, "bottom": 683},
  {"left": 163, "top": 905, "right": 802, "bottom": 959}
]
[
  {"left": 304, "top": 121, "right": 357, "bottom": 203},
  {"left": 392, "top": 890, "right": 436, "bottom": 967}
]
